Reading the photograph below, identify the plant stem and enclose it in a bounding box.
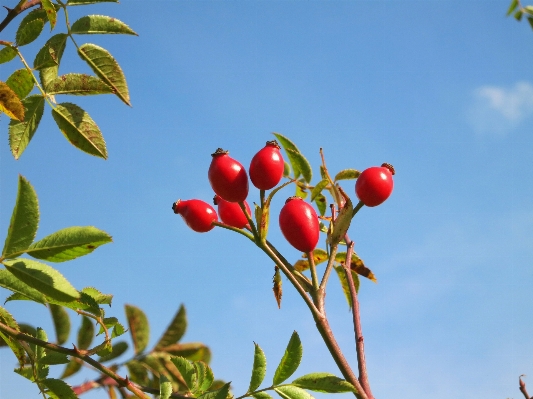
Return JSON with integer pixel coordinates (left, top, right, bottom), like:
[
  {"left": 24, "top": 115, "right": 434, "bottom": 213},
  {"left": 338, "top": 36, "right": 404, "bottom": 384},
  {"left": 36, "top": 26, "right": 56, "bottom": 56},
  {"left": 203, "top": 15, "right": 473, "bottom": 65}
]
[
  {"left": 0, "top": 0, "right": 41, "bottom": 33},
  {"left": 213, "top": 221, "right": 255, "bottom": 241},
  {"left": 520, "top": 375, "right": 532, "bottom": 399},
  {"left": 0, "top": 321, "right": 151, "bottom": 399},
  {"left": 352, "top": 201, "right": 364, "bottom": 218},
  {"left": 344, "top": 238, "right": 373, "bottom": 399},
  {"left": 239, "top": 201, "right": 260, "bottom": 242},
  {"left": 307, "top": 251, "right": 320, "bottom": 293}
]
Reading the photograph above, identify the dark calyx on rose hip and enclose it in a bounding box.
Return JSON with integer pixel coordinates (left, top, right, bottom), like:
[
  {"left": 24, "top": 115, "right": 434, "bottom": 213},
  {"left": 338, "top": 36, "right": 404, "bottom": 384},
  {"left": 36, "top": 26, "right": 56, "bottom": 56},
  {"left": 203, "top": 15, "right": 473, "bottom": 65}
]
[{"left": 208, "top": 148, "right": 249, "bottom": 203}]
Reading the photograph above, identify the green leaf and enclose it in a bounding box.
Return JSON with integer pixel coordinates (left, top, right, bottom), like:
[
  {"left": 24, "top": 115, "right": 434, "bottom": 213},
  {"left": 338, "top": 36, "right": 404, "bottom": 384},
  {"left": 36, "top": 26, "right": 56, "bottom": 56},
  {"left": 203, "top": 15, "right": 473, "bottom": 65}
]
[
  {"left": 334, "top": 169, "right": 360, "bottom": 181},
  {"left": 160, "top": 374, "right": 173, "bottom": 399},
  {"left": 97, "top": 316, "right": 118, "bottom": 335},
  {"left": 291, "top": 373, "right": 357, "bottom": 393},
  {"left": 163, "top": 342, "right": 211, "bottom": 362},
  {"left": 47, "top": 73, "right": 114, "bottom": 96},
  {"left": 507, "top": 0, "right": 519, "bottom": 15},
  {"left": 41, "top": 0, "right": 57, "bottom": 30},
  {"left": 334, "top": 266, "right": 359, "bottom": 309},
  {"left": 0, "top": 46, "right": 17, "bottom": 64},
  {"left": 27, "top": 226, "right": 112, "bottom": 262},
  {"left": 52, "top": 102, "right": 108, "bottom": 159},
  {"left": 335, "top": 252, "right": 377, "bottom": 283},
  {"left": 528, "top": 16, "right": 533, "bottom": 30},
  {"left": 49, "top": 304, "right": 70, "bottom": 345},
  {"left": 9, "top": 95, "right": 45, "bottom": 159},
  {"left": 67, "top": 0, "right": 118, "bottom": 4},
  {"left": 41, "top": 351, "right": 69, "bottom": 365},
  {"left": 155, "top": 304, "right": 187, "bottom": 350},
  {"left": 0, "top": 269, "right": 46, "bottom": 303},
  {"left": 329, "top": 198, "right": 353, "bottom": 246},
  {"left": 314, "top": 193, "right": 327, "bottom": 216},
  {"left": 82, "top": 286, "right": 112, "bottom": 305},
  {"left": 35, "top": 327, "right": 48, "bottom": 361},
  {"left": 60, "top": 359, "right": 82, "bottom": 378},
  {"left": 42, "top": 378, "right": 77, "bottom": 399},
  {"left": 0, "top": 81, "right": 24, "bottom": 121},
  {"left": 6, "top": 69, "right": 34, "bottom": 100},
  {"left": 77, "top": 315, "right": 94, "bottom": 349},
  {"left": 46, "top": 290, "right": 100, "bottom": 315},
  {"left": 525, "top": 5, "right": 533, "bottom": 15},
  {"left": 126, "top": 360, "right": 150, "bottom": 386},
  {"left": 283, "top": 162, "right": 291, "bottom": 178},
  {"left": 253, "top": 393, "right": 274, "bottom": 399},
  {"left": 193, "top": 361, "right": 214, "bottom": 394},
  {"left": 2, "top": 175, "right": 39, "bottom": 258},
  {"left": 16, "top": 18, "right": 45, "bottom": 46},
  {"left": 286, "top": 149, "right": 312, "bottom": 184},
  {"left": 274, "top": 385, "right": 315, "bottom": 399},
  {"left": 98, "top": 340, "right": 128, "bottom": 362},
  {"left": 125, "top": 304, "right": 149, "bottom": 354},
  {"left": 273, "top": 331, "right": 303, "bottom": 385},
  {"left": 514, "top": 9, "right": 523, "bottom": 20},
  {"left": 248, "top": 343, "right": 267, "bottom": 392},
  {"left": 34, "top": 33, "right": 68, "bottom": 70},
  {"left": 71, "top": 15, "right": 137, "bottom": 35},
  {"left": 4, "top": 259, "right": 80, "bottom": 302},
  {"left": 197, "top": 382, "right": 231, "bottom": 399},
  {"left": 78, "top": 43, "right": 130, "bottom": 105},
  {"left": 273, "top": 133, "right": 301, "bottom": 178},
  {"left": 171, "top": 356, "right": 196, "bottom": 391},
  {"left": 295, "top": 182, "right": 308, "bottom": 199},
  {"left": 310, "top": 180, "right": 328, "bottom": 201},
  {"left": 0, "top": 306, "right": 26, "bottom": 367}
]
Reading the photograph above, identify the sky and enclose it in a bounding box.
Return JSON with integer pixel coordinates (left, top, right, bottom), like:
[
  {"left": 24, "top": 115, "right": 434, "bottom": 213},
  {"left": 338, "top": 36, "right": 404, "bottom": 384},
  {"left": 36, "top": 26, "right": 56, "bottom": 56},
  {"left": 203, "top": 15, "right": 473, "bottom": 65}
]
[{"left": 1, "top": 0, "right": 533, "bottom": 398}]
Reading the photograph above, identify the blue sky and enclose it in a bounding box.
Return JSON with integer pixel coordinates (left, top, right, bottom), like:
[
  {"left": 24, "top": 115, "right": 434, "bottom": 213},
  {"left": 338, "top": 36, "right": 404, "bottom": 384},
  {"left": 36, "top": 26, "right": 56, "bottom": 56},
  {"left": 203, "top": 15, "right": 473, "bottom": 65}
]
[{"left": 1, "top": 1, "right": 533, "bottom": 398}]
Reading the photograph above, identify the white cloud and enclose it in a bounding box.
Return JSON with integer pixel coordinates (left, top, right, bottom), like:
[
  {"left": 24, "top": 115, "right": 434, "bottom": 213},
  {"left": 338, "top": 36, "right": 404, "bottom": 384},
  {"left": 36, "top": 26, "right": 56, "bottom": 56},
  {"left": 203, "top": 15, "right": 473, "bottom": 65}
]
[{"left": 468, "top": 81, "right": 533, "bottom": 134}]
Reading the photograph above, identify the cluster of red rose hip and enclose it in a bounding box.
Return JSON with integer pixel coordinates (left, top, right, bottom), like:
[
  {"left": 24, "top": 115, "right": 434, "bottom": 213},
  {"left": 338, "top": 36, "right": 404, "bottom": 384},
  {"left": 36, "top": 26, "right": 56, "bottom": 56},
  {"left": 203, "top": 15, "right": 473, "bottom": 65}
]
[{"left": 172, "top": 140, "right": 394, "bottom": 253}]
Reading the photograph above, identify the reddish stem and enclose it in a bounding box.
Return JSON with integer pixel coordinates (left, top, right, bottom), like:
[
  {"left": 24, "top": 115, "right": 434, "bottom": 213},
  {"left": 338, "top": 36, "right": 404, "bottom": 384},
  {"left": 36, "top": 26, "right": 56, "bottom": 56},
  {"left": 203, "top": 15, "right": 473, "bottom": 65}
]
[
  {"left": 344, "top": 238, "right": 374, "bottom": 399},
  {"left": 0, "top": 0, "right": 42, "bottom": 33}
]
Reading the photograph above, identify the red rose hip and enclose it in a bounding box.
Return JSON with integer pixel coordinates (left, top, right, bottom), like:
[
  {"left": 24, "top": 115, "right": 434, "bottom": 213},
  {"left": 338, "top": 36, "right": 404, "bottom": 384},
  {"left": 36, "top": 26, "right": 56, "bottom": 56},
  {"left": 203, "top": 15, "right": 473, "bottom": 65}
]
[
  {"left": 208, "top": 148, "right": 249, "bottom": 203},
  {"left": 249, "top": 140, "right": 285, "bottom": 190},
  {"left": 213, "top": 195, "right": 251, "bottom": 229},
  {"left": 355, "top": 163, "right": 395, "bottom": 207},
  {"left": 279, "top": 197, "right": 320, "bottom": 253},
  {"left": 172, "top": 199, "right": 218, "bottom": 232}
]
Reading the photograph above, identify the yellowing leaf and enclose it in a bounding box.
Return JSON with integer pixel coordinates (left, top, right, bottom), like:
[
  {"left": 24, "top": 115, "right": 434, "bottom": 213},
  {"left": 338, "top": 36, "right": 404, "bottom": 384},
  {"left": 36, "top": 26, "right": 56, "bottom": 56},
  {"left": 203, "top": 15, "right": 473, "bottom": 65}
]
[{"left": 0, "top": 81, "right": 24, "bottom": 121}]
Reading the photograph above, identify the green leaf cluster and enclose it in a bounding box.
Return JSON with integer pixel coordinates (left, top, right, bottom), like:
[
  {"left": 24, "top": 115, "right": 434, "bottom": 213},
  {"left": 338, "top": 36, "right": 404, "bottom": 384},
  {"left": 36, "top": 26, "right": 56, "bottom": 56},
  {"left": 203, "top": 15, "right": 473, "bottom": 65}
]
[{"left": 1, "top": 0, "right": 136, "bottom": 159}]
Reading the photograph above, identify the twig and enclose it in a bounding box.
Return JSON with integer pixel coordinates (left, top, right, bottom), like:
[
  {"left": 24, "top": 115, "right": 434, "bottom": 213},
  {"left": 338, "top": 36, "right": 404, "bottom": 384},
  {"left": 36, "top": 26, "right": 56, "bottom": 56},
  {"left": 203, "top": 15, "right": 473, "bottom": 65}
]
[
  {"left": 520, "top": 375, "right": 532, "bottom": 399},
  {"left": 0, "top": 0, "right": 42, "bottom": 34},
  {"left": 343, "top": 238, "right": 373, "bottom": 399},
  {"left": 0, "top": 321, "right": 151, "bottom": 399}
]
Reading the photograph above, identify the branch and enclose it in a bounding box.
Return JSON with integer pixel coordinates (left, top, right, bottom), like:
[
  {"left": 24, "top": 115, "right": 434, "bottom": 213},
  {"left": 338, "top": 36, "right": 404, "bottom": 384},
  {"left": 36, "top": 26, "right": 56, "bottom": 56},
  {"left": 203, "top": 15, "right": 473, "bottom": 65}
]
[
  {"left": 0, "top": 321, "right": 151, "bottom": 399},
  {"left": 0, "top": 0, "right": 42, "bottom": 34},
  {"left": 343, "top": 237, "right": 374, "bottom": 399}
]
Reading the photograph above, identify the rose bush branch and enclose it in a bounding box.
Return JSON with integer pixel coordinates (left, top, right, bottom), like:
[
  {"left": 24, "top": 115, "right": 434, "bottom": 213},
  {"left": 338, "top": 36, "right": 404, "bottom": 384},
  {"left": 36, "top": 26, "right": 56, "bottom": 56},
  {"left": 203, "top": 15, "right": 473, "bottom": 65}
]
[{"left": 0, "top": 320, "right": 152, "bottom": 399}]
